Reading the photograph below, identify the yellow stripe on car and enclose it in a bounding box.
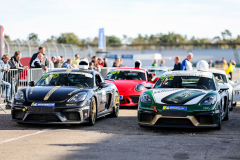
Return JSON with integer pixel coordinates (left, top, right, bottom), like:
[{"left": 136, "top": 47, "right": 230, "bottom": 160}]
[
  {"left": 68, "top": 88, "right": 83, "bottom": 95},
  {"left": 44, "top": 86, "right": 61, "bottom": 101}
]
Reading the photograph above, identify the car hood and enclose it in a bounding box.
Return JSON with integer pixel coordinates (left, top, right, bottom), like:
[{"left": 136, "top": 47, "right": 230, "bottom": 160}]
[
  {"left": 106, "top": 80, "right": 145, "bottom": 92},
  {"left": 152, "top": 88, "right": 210, "bottom": 105},
  {"left": 27, "top": 86, "right": 85, "bottom": 102}
]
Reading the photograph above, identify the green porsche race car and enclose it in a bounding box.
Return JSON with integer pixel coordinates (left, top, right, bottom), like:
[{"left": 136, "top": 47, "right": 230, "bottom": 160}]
[{"left": 138, "top": 71, "right": 230, "bottom": 130}]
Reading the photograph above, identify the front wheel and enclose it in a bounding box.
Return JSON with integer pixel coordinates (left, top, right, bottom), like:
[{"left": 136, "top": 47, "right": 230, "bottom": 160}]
[
  {"left": 88, "top": 97, "right": 97, "bottom": 126},
  {"left": 111, "top": 93, "right": 120, "bottom": 117},
  {"left": 229, "top": 92, "right": 233, "bottom": 111}
]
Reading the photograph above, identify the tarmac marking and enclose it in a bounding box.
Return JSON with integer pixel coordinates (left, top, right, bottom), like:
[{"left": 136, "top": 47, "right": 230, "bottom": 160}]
[{"left": 0, "top": 129, "right": 50, "bottom": 145}]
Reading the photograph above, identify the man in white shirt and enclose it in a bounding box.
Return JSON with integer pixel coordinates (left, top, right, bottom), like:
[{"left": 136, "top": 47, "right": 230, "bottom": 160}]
[{"left": 181, "top": 53, "right": 193, "bottom": 70}]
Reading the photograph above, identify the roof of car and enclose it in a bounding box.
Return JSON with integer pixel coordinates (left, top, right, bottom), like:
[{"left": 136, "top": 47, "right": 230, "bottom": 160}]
[
  {"left": 47, "top": 68, "right": 96, "bottom": 74},
  {"left": 162, "top": 70, "right": 213, "bottom": 78},
  {"left": 143, "top": 66, "right": 168, "bottom": 71},
  {"left": 112, "top": 67, "right": 147, "bottom": 72},
  {"left": 208, "top": 69, "right": 226, "bottom": 75}
]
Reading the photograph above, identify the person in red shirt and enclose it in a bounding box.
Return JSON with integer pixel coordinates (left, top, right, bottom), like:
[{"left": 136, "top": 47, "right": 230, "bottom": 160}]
[{"left": 97, "top": 58, "right": 104, "bottom": 68}]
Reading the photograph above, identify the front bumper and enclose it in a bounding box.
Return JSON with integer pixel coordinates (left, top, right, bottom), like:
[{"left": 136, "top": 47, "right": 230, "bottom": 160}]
[
  {"left": 138, "top": 110, "right": 218, "bottom": 128},
  {"left": 11, "top": 105, "right": 90, "bottom": 124}
]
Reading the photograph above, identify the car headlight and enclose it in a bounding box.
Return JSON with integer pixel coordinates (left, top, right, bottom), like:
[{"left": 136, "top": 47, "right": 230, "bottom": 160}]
[
  {"left": 68, "top": 92, "right": 88, "bottom": 103},
  {"left": 200, "top": 95, "right": 217, "bottom": 105},
  {"left": 141, "top": 93, "right": 153, "bottom": 104},
  {"left": 135, "top": 84, "right": 144, "bottom": 91},
  {"left": 15, "top": 90, "right": 25, "bottom": 101}
]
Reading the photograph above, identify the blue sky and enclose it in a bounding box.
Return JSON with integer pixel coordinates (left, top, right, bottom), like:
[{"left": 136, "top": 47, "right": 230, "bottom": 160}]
[{"left": 1, "top": 0, "right": 240, "bottom": 42}]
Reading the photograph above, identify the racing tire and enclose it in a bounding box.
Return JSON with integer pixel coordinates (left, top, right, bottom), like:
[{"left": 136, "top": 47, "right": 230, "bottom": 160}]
[
  {"left": 229, "top": 92, "right": 233, "bottom": 111},
  {"left": 88, "top": 97, "right": 97, "bottom": 126},
  {"left": 215, "top": 113, "right": 222, "bottom": 130},
  {"left": 110, "top": 92, "right": 120, "bottom": 117},
  {"left": 223, "top": 102, "right": 229, "bottom": 121}
]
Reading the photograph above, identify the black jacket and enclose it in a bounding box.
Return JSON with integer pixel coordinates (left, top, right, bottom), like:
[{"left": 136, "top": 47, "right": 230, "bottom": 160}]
[
  {"left": 173, "top": 63, "right": 182, "bottom": 71},
  {"left": 8, "top": 56, "right": 24, "bottom": 81},
  {"left": 30, "top": 52, "right": 47, "bottom": 69}
]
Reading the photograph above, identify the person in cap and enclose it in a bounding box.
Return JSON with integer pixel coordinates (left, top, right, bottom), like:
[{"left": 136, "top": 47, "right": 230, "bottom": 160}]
[
  {"left": 181, "top": 53, "right": 193, "bottom": 71},
  {"left": 48, "top": 56, "right": 56, "bottom": 68},
  {"left": 54, "top": 56, "right": 62, "bottom": 68}
]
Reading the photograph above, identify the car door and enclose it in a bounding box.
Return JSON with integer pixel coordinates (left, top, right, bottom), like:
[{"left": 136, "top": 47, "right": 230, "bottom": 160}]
[
  {"left": 95, "top": 74, "right": 107, "bottom": 112},
  {"left": 231, "top": 80, "right": 240, "bottom": 102}
]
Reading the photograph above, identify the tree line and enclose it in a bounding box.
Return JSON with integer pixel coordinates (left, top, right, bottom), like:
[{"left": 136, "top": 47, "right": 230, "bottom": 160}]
[{"left": 4, "top": 30, "right": 240, "bottom": 45}]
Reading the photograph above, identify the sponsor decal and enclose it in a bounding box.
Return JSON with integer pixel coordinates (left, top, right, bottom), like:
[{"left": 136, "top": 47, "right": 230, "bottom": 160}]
[
  {"left": 31, "top": 102, "right": 55, "bottom": 107},
  {"left": 110, "top": 70, "right": 120, "bottom": 74},
  {"left": 161, "top": 90, "right": 205, "bottom": 104},
  {"left": 16, "top": 102, "right": 23, "bottom": 105},
  {"left": 163, "top": 106, "right": 187, "bottom": 111},
  {"left": 68, "top": 88, "right": 83, "bottom": 95},
  {"left": 42, "top": 74, "right": 59, "bottom": 80},
  {"left": 203, "top": 107, "right": 210, "bottom": 109},
  {"left": 154, "top": 89, "right": 178, "bottom": 94},
  {"left": 160, "top": 76, "right": 174, "bottom": 81},
  {"left": 66, "top": 103, "right": 76, "bottom": 106},
  {"left": 102, "top": 90, "right": 106, "bottom": 101},
  {"left": 43, "top": 86, "right": 61, "bottom": 100},
  {"left": 119, "top": 95, "right": 123, "bottom": 100}
]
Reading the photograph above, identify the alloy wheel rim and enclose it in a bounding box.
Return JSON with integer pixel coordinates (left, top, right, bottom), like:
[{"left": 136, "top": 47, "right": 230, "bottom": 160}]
[
  {"left": 115, "top": 94, "right": 120, "bottom": 115},
  {"left": 92, "top": 99, "right": 96, "bottom": 123}
]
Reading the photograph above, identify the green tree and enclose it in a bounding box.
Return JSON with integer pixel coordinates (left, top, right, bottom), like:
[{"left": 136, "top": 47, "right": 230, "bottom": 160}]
[
  {"left": 4, "top": 34, "right": 10, "bottom": 41},
  {"left": 106, "top": 36, "right": 121, "bottom": 44},
  {"left": 46, "top": 35, "right": 57, "bottom": 43},
  {"left": 28, "top": 33, "right": 39, "bottom": 41},
  {"left": 57, "top": 33, "right": 81, "bottom": 44}
]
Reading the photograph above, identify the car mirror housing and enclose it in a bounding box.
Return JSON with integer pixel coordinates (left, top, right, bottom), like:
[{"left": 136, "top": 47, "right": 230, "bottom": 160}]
[
  {"left": 153, "top": 77, "right": 159, "bottom": 83},
  {"left": 29, "top": 81, "right": 34, "bottom": 87},
  {"left": 144, "top": 83, "right": 152, "bottom": 89},
  {"left": 99, "top": 82, "right": 108, "bottom": 88},
  {"left": 219, "top": 84, "right": 229, "bottom": 91}
]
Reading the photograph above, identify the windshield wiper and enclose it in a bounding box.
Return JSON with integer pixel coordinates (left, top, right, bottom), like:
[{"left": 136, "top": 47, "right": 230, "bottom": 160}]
[{"left": 105, "top": 78, "right": 116, "bottom": 83}]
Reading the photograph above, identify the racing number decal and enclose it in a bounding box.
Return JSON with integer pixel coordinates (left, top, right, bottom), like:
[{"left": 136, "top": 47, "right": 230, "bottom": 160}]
[
  {"left": 110, "top": 71, "right": 120, "bottom": 74},
  {"left": 161, "top": 76, "right": 174, "bottom": 81},
  {"left": 234, "top": 90, "right": 240, "bottom": 95}
]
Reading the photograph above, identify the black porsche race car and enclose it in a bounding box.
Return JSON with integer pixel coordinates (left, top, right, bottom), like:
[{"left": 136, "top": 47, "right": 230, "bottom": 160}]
[{"left": 11, "top": 68, "right": 119, "bottom": 125}]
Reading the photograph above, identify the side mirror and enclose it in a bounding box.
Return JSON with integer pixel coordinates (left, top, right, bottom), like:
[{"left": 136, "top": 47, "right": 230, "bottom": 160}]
[
  {"left": 153, "top": 77, "right": 159, "bottom": 83},
  {"left": 99, "top": 82, "right": 108, "bottom": 88},
  {"left": 29, "top": 81, "right": 34, "bottom": 87},
  {"left": 144, "top": 83, "right": 152, "bottom": 89},
  {"left": 219, "top": 84, "right": 229, "bottom": 91}
]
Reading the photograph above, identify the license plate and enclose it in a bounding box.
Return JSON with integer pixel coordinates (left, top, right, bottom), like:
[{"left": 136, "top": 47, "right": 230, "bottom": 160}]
[{"left": 119, "top": 95, "right": 123, "bottom": 100}]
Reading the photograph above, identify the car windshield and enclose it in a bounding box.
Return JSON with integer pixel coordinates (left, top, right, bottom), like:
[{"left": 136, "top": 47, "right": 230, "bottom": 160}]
[
  {"left": 148, "top": 69, "right": 166, "bottom": 75},
  {"left": 154, "top": 76, "right": 216, "bottom": 90},
  {"left": 36, "top": 73, "right": 93, "bottom": 88},
  {"left": 106, "top": 70, "right": 146, "bottom": 80},
  {"left": 213, "top": 73, "right": 227, "bottom": 83},
  {"left": 215, "top": 61, "right": 223, "bottom": 65}
]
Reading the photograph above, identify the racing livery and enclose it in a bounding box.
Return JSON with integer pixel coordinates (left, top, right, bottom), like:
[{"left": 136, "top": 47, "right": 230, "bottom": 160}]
[
  {"left": 138, "top": 70, "right": 229, "bottom": 129},
  {"left": 105, "top": 68, "right": 155, "bottom": 106},
  {"left": 11, "top": 69, "right": 119, "bottom": 125}
]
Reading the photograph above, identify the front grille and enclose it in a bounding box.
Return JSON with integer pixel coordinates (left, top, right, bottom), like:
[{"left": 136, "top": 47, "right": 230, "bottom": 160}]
[
  {"left": 156, "top": 118, "right": 193, "bottom": 126},
  {"left": 162, "top": 111, "right": 187, "bottom": 117},
  {"left": 195, "top": 115, "right": 213, "bottom": 124},
  {"left": 26, "top": 114, "right": 60, "bottom": 121},
  {"left": 131, "top": 96, "right": 139, "bottom": 103},
  {"left": 12, "top": 110, "right": 25, "bottom": 120},
  {"left": 28, "top": 107, "right": 54, "bottom": 113},
  {"left": 120, "top": 99, "right": 126, "bottom": 104},
  {"left": 140, "top": 113, "right": 155, "bottom": 122},
  {"left": 62, "top": 112, "right": 80, "bottom": 120}
]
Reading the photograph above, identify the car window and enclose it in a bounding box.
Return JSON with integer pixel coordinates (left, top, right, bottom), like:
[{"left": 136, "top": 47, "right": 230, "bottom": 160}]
[
  {"left": 95, "top": 74, "right": 102, "bottom": 86},
  {"left": 36, "top": 73, "right": 93, "bottom": 88},
  {"left": 106, "top": 70, "right": 146, "bottom": 80},
  {"left": 154, "top": 76, "right": 216, "bottom": 90},
  {"left": 213, "top": 73, "right": 228, "bottom": 83}
]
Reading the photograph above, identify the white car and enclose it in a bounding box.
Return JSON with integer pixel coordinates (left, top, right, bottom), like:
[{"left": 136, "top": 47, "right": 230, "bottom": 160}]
[{"left": 209, "top": 69, "right": 234, "bottom": 111}]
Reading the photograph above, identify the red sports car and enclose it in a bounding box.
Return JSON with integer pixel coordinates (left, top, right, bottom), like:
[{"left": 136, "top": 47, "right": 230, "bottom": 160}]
[{"left": 105, "top": 68, "right": 156, "bottom": 106}]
